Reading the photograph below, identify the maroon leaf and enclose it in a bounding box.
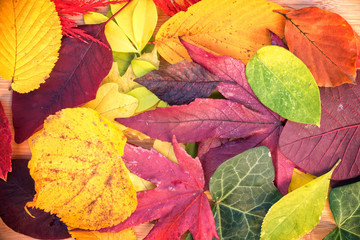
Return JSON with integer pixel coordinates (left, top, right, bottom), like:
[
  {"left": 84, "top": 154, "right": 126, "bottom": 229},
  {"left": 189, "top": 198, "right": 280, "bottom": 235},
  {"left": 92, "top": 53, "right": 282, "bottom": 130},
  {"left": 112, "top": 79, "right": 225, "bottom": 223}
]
[
  {"left": 102, "top": 137, "right": 218, "bottom": 240},
  {"left": 135, "top": 61, "right": 220, "bottom": 105},
  {"left": 280, "top": 71, "right": 360, "bottom": 181},
  {"left": 0, "top": 101, "right": 11, "bottom": 180},
  {"left": 0, "top": 159, "right": 70, "bottom": 239},
  {"left": 12, "top": 23, "right": 112, "bottom": 143},
  {"left": 153, "top": 0, "right": 201, "bottom": 16},
  {"left": 270, "top": 30, "right": 288, "bottom": 49}
]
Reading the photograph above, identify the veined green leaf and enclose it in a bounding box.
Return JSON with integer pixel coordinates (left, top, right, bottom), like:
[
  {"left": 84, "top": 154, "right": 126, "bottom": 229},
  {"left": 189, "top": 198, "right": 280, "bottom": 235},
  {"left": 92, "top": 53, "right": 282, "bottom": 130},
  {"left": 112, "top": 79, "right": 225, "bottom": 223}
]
[
  {"left": 246, "top": 46, "right": 321, "bottom": 126},
  {"left": 209, "top": 147, "right": 282, "bottom": 239}
]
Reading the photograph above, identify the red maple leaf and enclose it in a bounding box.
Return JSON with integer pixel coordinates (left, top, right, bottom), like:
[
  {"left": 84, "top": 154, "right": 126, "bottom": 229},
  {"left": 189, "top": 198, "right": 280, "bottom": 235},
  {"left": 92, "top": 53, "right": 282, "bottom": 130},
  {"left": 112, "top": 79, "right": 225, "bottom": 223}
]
[
  {"left": 102, "top": 136, "right": 219, "bottom": 240},
  {"left": 0, "top": 101, "right": 12, "bottom": 181}
]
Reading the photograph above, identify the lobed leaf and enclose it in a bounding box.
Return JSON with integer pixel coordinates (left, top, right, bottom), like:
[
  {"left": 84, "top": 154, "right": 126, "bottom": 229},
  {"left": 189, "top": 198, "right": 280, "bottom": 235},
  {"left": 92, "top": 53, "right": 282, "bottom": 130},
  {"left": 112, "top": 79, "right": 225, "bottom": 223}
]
[
  {"left": 28, "top": 108, "right": 137, "bottom": 230},
  {"left": 155, "top": 0, "right": 285, "bottom": 64},
  {"left": 246, "top": 46, "right": 321, "bottom": 126},
  {"left": 12, "top": 23, "right": 113, "bottom": 143},
  {"left": 280, "top": 7, "right": 358, "bottom": 87},
  {"left": 0, "top": 101, "right": 12, "bottom": 180},
  {"left": 0, "top": 159, "right": 70, "bottom": 239},
  {"left": 210, "top": 147, "right": 282, "bottom": 239},
  {"left": 0, "top": 0, "right": 62, "bottom": 93}
]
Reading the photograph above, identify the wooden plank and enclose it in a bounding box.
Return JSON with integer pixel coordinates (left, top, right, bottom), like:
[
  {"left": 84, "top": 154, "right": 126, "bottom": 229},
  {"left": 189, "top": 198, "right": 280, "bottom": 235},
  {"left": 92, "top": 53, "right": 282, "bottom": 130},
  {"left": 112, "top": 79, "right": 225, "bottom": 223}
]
[{"left": 1, "top": 0, "right": 359, "bottom": 239}]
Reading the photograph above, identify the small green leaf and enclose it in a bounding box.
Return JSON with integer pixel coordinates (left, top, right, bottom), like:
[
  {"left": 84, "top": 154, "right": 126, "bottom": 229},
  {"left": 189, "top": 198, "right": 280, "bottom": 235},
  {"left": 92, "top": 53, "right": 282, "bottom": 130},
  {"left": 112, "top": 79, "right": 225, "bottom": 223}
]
[
  {"left": 323, "top": 181, "right": 360, "bottom": 239},
  {"left": 113, "top": 52, "right": 135, "bottom": 76},
  {"left": 127, "top": 86, "right": 160, "bottom": 113},
  {"left": 246, "top": 46, "right": 321, "bottom": 126},
  {"left": 260, "top": 165, "right": 335, "bottom": 240},
  {"left": 209, "top": 146, "right": 282, "bottom": 239},
  {"left": 131, "top": 59, "right": 157, "bottom": 78}
]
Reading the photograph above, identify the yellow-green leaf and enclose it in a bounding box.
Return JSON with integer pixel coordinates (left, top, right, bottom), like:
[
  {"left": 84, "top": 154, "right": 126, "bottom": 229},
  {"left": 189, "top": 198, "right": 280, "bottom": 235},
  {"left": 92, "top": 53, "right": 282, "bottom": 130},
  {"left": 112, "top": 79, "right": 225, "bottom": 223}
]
[
  {"left": 260, "top": 166, "right": 336, "bottom": 240},
  {"left": 155, "top": 0, "right": 285, "bottom": 64},
  {"left": 288, "top": 168, "right": 317, "bottom": 192},
  {"left": 131, "top": 59, "right": 157, "bottom": 78},
  {"left": 27, "top": 108, "right": 137, "bottom": 230},
  {"left": 84, "top": 12, "right": 137, "bottom": 53},
  {"left": 0, "top": 0, "right": 62, "bottom": 93},
  {"left": 83, "top": 83, "right": 138, "bottom": 120},
  {"left": 127, "top": 86, "right": 160, "bottom": 113}
]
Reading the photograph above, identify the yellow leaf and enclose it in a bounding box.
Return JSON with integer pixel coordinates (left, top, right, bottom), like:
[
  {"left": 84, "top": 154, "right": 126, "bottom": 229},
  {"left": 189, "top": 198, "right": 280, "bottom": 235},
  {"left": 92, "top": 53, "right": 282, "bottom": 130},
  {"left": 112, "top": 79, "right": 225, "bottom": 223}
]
[
  {"left": 138, "top": 45, "right": 160, "bottom": 69},
  {"left": 153, "top": 140, "right": 180, "bottom": 164},
  {"left": 0, "top": 0, "right": 62, "bottom": 93},
  {"left": 131, "top": 59, "right": 157, "bottom": 78},
  {"left": 83, "top": 83, "right": 138, "bottom": 120},
  {"left": 155, "top": 0, "right": 285, "bottom": 64},
  {"left": 112, "top": 0, "right": 157, "bottom": 52},
  {"left": 70, "top": 228, "right": 136, "bottom": 240},
  {"left": 132, "top": 0, "right": 158, "bottom": 51},
  {"left": 28, "top": 108, "right": 137, "bottom": 230},
  {"left": 127, "top": 86, "right": 160, "bottom": 113},
  {"left": 288, "top": 168, "right": 317, "bottom": 192},
  {"left": 128, "top": 171, "right": 156, "bottom": 192},
  {"left": 102, "top": 64, "right": 138, "bottom": 93},
  {"left": 84, "top": 12, "right": 137, "bottom": 53}
]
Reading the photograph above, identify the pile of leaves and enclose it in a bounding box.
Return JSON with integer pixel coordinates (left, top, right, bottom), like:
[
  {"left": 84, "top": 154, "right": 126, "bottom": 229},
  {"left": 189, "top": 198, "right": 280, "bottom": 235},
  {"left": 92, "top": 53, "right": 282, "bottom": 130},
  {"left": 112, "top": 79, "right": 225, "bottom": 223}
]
[{"left": 0, "top": 0, "right": 360, "bottom": 239}]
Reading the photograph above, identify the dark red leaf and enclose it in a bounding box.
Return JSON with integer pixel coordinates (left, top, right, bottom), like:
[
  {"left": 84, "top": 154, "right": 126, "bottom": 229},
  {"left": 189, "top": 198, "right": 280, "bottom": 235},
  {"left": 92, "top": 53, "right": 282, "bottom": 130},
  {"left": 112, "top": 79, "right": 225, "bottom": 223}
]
[
  {"left": 0, "top": 159, "right": 70, "bottom": 239},
  {"left": 12, "top": 23, "right": 112, "bottom": 143},
  {"left": 153, "top": 0, "right": 201, "bottom": 16},
  {"left": 135, "top": 61, "right": 220, "bottom": 105},
  {"left": 102, "top": 137, "right": 218, "bottom": 240},
  {"left": 270, "top": 30, "right": 288, "bottom": 49},
  {"left": 0, "top": 101, "right": 11, "bottom": 180},
  {"left": 280, "top": 70, "right": 360, "bottom": 181}
]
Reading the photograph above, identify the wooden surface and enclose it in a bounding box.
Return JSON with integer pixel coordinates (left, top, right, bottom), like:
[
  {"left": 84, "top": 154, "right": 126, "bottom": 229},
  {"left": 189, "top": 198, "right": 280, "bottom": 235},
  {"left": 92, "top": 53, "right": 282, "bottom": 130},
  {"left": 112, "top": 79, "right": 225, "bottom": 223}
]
[{"left": 1, "top": 0, "right": 359, "bottom": 239}]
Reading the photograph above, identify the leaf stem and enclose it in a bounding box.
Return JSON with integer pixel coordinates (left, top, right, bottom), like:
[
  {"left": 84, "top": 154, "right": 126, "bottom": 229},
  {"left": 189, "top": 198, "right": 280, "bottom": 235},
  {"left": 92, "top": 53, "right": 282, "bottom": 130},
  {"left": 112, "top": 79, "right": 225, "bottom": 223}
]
[{"left": 106, "top": 0, "right": 133, "bottom": 24}]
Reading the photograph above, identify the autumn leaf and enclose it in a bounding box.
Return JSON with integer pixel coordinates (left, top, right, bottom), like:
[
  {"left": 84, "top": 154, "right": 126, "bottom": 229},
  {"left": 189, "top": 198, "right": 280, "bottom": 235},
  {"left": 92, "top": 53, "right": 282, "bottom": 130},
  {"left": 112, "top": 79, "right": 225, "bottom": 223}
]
[
  {"left": 70, "top": 228, "right": 136, "bottom": 240},
  {"left": 246, "top": 45, "right": 321, "bottom": 125},
  {"left": 279, "top": 72, "right": 360, "bottom": 181},
  {"left": 83, "top": 83, "right": 138, "bottom": 120},
  {"left": 279, "top": 7, "right": 358, "bottom": 87},
  {"left": 324, "top": 181, "right": 360, "bottom": 239},
  {"left": 0, "top": 159, "right": 70, "bottom": 239},
  {"left": 27, "top": 108, "right": 137, "bottom": 230},
  {"left": 12, "top": 23, "right": 113, "bottom": 144},
  {"left": 135, "top": 61, "right": 221, "bottom": 105},
  {"left": 261, "top": 165, "right": 336, "bottom": 240},
  {"left": 153, "top": 0, "right": 200, "bottom": 16},
  {"left": 270, "top": 31, "right": 288, "bottom": 49},
  {"left": 102, "top": 136, "right": 218, "bottom": 240},
  {"left": 209, "top": 147, "right": 282, "bottom": 239},
  {"left": 0, "top": 0, "right": 62, "bottom": 93},
  {"left": 288, "top": 168, "right": 316, "bottom": 192},
  {"left": 126, "top": 87, "right": 161, "bottom": 113},
  {"left": 155, "top": 0, "right": 285, "bottom": 64},
  {"left": 0, "top": 101, "right": 12, "bottom": 180},
  {"left": 117, "top": 41, "right": 296, "bottom": 193}
]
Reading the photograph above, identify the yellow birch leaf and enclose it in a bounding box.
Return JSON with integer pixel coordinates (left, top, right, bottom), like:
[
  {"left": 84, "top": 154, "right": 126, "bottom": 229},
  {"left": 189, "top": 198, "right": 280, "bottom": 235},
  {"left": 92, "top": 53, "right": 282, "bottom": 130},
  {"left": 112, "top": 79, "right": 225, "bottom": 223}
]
[
  {"left": 288, "top": 168, "right": 317, "bottom": 192},
  {"left": 0, "top": 0, "right": 62, "bottom": 93},
  {"left": 155, "top": 0, "right": 285, "bottom": 64},
  {"left": 131, "top": 59, "right": 157, "bottom": 78},
  {"left": 83, "top": 83, "right": 138, "bottom": 120},
  {"left": 132, "top": 0, "right": 158, "bottom": 51},
  {"left": 84, "top": 12, "right": 137, "bottom": 53},
  {"left": 127, "top": 86, "right": 160, "bottom": 113},
  {"left": 70, "top": 227, "right": 136, "bottom": 240},
  {"left": 27, "top": 108, "right": 137, "bottom": 230}
]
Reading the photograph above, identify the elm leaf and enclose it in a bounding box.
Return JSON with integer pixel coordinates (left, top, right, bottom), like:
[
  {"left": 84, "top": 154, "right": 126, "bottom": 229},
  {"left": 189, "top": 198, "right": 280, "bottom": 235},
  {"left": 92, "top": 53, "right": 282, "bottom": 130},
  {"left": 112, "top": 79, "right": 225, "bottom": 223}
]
[
  {"left": 209, "top": 147, "right": 282, "bottom": 239},
  {"left": 246, "top": 46, "right": 321, "bottom": 126},
  {"left": 260, "top": 164, "right": 336, "bottom": 240},
  {"left": 324, "top": 181, "right": 360, "bottom": 239}
]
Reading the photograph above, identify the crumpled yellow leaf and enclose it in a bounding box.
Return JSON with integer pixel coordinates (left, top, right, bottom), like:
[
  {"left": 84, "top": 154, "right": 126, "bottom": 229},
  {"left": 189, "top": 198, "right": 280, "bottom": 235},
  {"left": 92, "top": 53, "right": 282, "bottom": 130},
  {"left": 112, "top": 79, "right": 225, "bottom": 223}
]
[
  {"left": 27, "top": 108, "right": 137, "bottom": 230},
  {"left": 84, "top": 12, "right": 137, "bottom": 53},
  {"left": 83, "top": 83, "right": 138, "bottom": 120},
  {"left": 155, "top": 0, "right": 285, "bottom": 64},
  {"left": 70, "top": 228, "right": 136, "bottom": 240},
  {"left": 111, "top": 0, "right": 157, "bottom": 52},
  {"left": 0, "top": 0, "right": 62, "bottom": 93},
  {"left": 103, "top": 64, "right": 138, "bottom": 93},
  {"left": 288, "top": 168, "right": 317, "bottom": 192}
]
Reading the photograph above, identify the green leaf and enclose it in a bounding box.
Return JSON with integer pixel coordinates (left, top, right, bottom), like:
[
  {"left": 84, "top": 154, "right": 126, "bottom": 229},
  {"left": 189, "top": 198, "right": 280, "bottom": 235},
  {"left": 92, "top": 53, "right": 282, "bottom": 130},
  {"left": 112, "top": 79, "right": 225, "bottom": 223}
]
[
  {"left": 127, "top": 86, "right": 160, "bottom": 113},
  {"left": 131, "top": 59, "right": 157, "bottom": 78},
  {"left": 324, "top": 181, "right": 360, "bottom": 239},
  {"left": 260, "top": 165, "right": 335, "bottom": 240},
  {"left": 246, "top": 46, "right": 321, "bottom": 126},
  {"left": 113, "top": 52, "right": 135, "bottom": 76},
  {"left": 209, "top": 146, "right": 282, "bottom": 239}
]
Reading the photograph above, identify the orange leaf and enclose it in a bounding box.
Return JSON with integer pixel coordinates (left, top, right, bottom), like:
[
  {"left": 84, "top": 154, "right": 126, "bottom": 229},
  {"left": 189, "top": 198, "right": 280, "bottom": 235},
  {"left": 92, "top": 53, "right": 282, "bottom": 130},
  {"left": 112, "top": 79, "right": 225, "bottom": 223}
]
[
  {"left": 155, "top": 0, "right": 285, "bottom": 64},
  {"left": 281, "top": 7, "right": 358, "bottom": 87},
  {"left": 70, "top": 228, "right": 136, "bottom": 240}
]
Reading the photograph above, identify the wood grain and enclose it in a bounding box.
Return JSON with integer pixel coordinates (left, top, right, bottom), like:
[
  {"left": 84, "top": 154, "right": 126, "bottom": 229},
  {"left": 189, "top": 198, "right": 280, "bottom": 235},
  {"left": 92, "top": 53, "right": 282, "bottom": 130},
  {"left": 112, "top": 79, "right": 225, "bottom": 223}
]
[{"left": 1, "top": 0, "right": 359, "bottom": 239}]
